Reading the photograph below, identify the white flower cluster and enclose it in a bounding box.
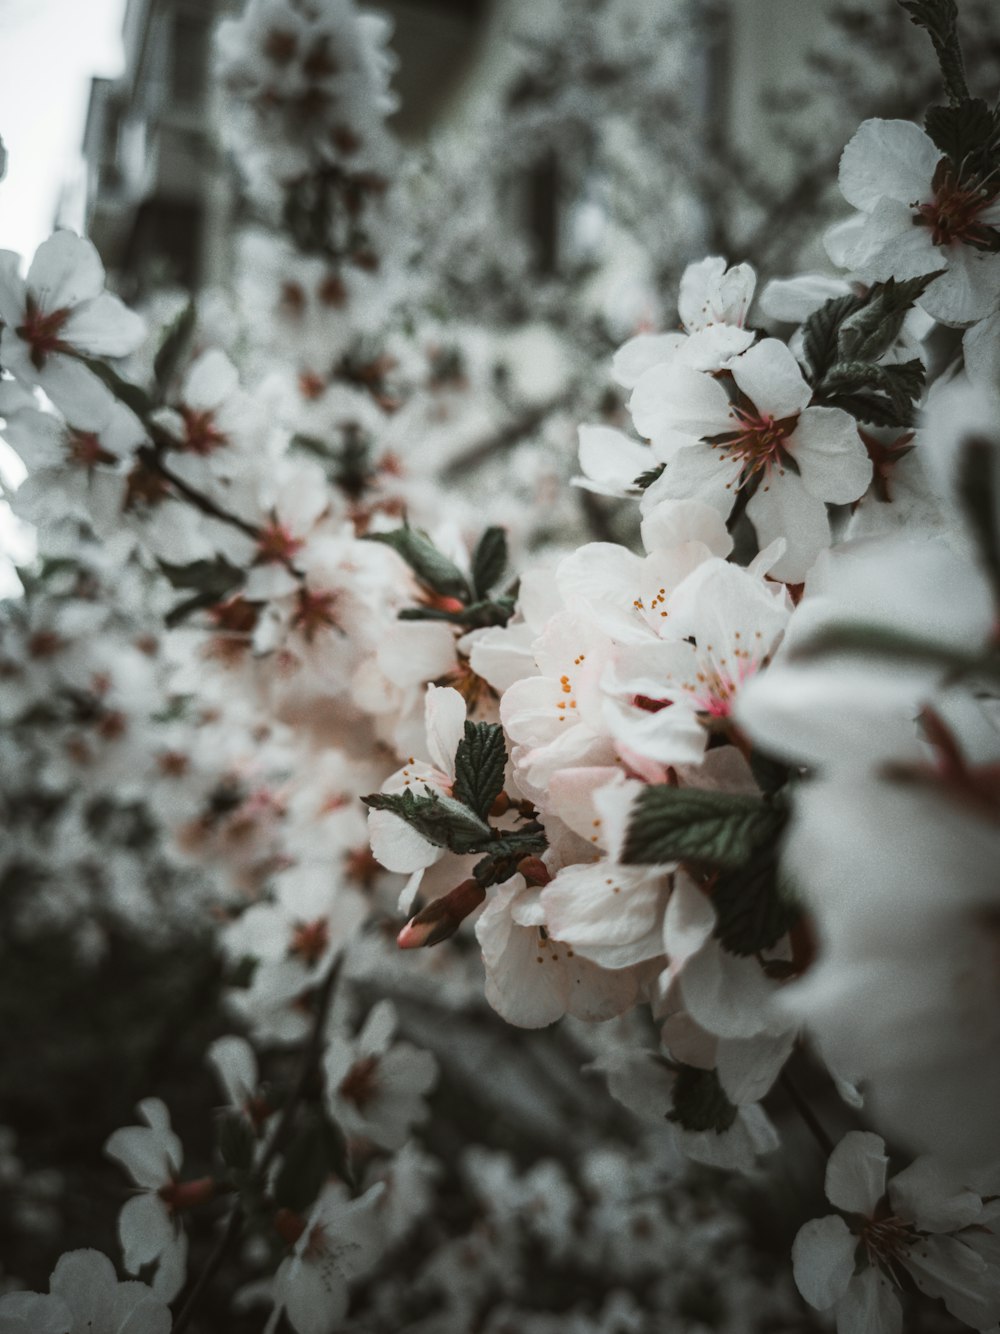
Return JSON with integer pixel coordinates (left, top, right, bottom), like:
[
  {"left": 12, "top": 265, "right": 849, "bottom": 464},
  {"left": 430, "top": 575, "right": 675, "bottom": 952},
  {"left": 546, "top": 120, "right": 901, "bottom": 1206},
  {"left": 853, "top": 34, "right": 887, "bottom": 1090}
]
[{"left": 2, "top": 0, "right": 1000, "bottom": 1331}]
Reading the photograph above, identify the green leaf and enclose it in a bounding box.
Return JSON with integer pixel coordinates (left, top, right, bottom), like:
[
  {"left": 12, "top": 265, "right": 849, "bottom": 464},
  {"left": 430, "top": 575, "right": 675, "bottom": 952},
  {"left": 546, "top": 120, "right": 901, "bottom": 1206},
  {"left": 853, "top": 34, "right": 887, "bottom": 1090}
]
[
  {"left": 470, "top": 527, "right": 508, "bottom": 599},
  {"left": 802, "top": 291, "right": 866, "bottom": 382},
  {"left": 153, "top": 301, "right": 196, "bottom": 400},
  {"left": 365, "top": 526, "right": 470, "bottom": 600},
  {"left": 622, "top": 787, "right": 786, "bottom": 870},
  {"left": 956, "top": 436, "right": 1000, "bottom": 600},
  {"left": 712, "top": 843, "right": 799, "bottom": 957},
  {"left": 362, "top": 787, "right": 494, "bottom": 855},
  {"left": 272, "top": 1112, "right": 352, "bottom": 1212},
  {"left": 635, "top": 462, "right": 665, "bottom": 490},
  {"left": 216, "top": 1109, "right": 255, "bottom": 1176},
  {"left": 925, "top": 99, "right": 1000, "bottom": 172},
  {"left": 835, "top": 275, "right": 941, "bottom": 365},
  {"left": 79, "top": 356, "right": 153, "bottom": 419},
  {"left": 397, "top": 596, "right": 516, "bottom": 629},
  {"left": 472, "top": 830, "right": 549, "bottom": 887},
  {"left": 898, "top": 0, "right": 969, "bottom": 103},
  {"left": 158, "top": 557, "right": 244, "bottom": 625},
  {"left": 790, "top": 619, "right": 998, "bottom": 678},
  {"left": 668, "top": 1065, "right": 738, "bottom": 1134},
  {"left": 453, "top": 720, "right": 507, "bottom": 820},
  {"left": 818, "top": 357, "right": 927, "bottom": 427}
]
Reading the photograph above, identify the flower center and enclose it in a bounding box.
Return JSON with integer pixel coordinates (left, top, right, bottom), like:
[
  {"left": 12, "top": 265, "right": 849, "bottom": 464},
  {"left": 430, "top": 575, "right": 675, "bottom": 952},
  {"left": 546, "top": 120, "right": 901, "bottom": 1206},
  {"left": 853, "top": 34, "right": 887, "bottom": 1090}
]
[
  {"left": 292, "top": 587, "right": 340, "bottom": 641},
  {"left": 289, "top": 917, "right": 330, "bottom": 967},
  {"left": 913, "top": 161, "right": 998, "bottom": 248},
  {"left": 67, "top": 429, "right": 116, "bottom": 469},
  {"left": 17, "top": 299, "right": 72, "bottom": 370},
  {"left": 257, "top": 520, "right": 303, "bottom": 564},
  {"left": 710, "top": 405, "right": 797, "bottom": 486},
  {"left": 339, "top": 1054, "right": 380, "bottom": 1110},
  {"left": 180, "top": 406, "right": 228, "bottom": 455}
]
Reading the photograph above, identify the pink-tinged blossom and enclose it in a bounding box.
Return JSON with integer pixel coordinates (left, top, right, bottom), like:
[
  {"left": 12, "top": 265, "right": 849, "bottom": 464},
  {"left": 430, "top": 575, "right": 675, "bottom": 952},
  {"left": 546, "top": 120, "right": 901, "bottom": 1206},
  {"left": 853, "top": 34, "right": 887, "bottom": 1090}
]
[
  {"left": 476, "top": 873, "right": 640, "bottom": 1028},
  {"left": 838, "top": 119, "right": 1000, "bottom": 325}
]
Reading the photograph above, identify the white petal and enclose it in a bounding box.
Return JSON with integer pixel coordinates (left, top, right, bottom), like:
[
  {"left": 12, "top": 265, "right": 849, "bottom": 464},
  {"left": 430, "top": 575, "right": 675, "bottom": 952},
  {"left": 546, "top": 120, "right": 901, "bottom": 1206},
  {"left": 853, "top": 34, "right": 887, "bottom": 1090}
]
[
  {"left": 367, "top": 809, "right": 441, "bottom": 874},
  {"left": 839, "top": 119, "right": 939, "bottom": 211},
  {"left": 888, "top": 1155, "right": 982, "bottom": 1233},
  {"left": 629, "top": 363, "right": 732, "bottom": 441},
  {"left": 825, "top": 1131, "right": 888, "bottom": 1215},
  {"left": 612, "top": 332, "right": 687, "bottom": 387},
  {"left": 662, "top": 871, "right": 716, "bottom": 964},
  {"left": 118, "top": 1194, "right": 175, "bottom": 1273},
  {"left": 639, "top": 497, "right": 733, "bottom": 558},
  {"left": 659, "top": 441, "right": 740, "bottom": 517},
  {"left": 791, "top": 1214, "right": 858, "bottom": 1310},
  {"left": 746, "top": 471, "right": 831, "bottom": 583},
  {"left": 27, "top": 231, "right": 105, "bottom": 309},
  {"left": 577, "top": 423, "right": 651, "bottom": 491},
  {"left": 206, "top": 1036, "right": 258, "bottom": 1108},
  {"left": 423, "top": 685, "right": 467, "bottom": 781},
  {"left": 731, "top": 339, "right": 812, "bottom": 420},
  {"left": 183, "top": 349, "right": 240, "bottom": 411},
  {"left": 791, "top": 408, "right": 872, "bottom": 504},
  {"left": 835, "top": 1267, "right": 903, "bottom": 1334},
  {"left": 62, "top": 294, "right": 146, "bottom": 358}
]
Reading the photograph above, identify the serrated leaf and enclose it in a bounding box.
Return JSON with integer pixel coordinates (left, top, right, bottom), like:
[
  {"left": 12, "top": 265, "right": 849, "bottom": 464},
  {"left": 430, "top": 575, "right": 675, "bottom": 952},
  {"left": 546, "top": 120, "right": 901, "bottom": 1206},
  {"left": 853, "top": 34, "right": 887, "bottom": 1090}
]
[
  {"left": 365, "top": 526, "right": 470, "bottom": 599},
  {"left": 668, "top": 1065, "right": 737, "bottom": 1134},
  {"left": 836, "top": 275, "right": 941, "bottom": 365},
  {"left": 635, "top": 462, "right": 665, "bottom": 490},
  {"left": 712, "top": 843, "right": 799, "bottom": 957},
  {"left": 453, "top": 720, "right": 507, "bottom": 820},
  {"left": 622, "top": 787, "right": 786, "bottom": 870},
  {"left": 363, "top": 787, "right": 493, "bottom": 855},
  {"left": 817, "top": 390, "right": 914, "bottom": 429},
  {"left": 819, "top": 357, "right": 926, "bottom": 427},
  {"left": 471, "top": 527, "right": 508, "bottom": 599},
  {"left": 925, "top": 99, "right": 1000, "bottom": 171},
  {"left": 898, "top": 0, "right": 969, "bottom": 103},
  {"left": 153, "top": 301, "right": 196, "bottom": 399},
  {"left": 802, "top": 292, "right": 866, "bottom": 382}
]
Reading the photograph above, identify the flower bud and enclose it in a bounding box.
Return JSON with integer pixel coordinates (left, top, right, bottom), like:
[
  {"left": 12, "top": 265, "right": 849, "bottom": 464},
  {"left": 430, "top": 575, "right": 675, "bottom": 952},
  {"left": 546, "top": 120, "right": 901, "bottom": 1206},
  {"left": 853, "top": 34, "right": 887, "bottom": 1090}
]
[
  {"left": 516, "top": 856, "right": 550, "bottom": 887},
  {"left": 397, "top": 879, "right": 486, "bottom": 949}
]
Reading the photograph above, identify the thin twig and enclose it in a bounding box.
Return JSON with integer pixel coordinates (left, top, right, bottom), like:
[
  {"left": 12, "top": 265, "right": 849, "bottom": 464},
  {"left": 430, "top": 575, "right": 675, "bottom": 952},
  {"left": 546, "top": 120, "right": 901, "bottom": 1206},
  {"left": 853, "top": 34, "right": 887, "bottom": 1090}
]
[
  {"left": 171, "top": 955, "right": 344, "bottom": 1333},
  {"left": 779, "top": 1067, "right": 835, "bottom": 1158}
]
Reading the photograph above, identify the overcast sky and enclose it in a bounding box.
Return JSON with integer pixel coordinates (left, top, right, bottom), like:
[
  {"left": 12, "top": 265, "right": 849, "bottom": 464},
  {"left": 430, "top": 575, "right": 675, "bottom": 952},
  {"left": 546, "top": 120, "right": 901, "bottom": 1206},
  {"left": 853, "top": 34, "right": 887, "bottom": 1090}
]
[
  {"left": 0, "top": 0, "right": 127, "bottom": 592},
  {"left": 0, "top": 0, "right": 128, "bottom": 259}
]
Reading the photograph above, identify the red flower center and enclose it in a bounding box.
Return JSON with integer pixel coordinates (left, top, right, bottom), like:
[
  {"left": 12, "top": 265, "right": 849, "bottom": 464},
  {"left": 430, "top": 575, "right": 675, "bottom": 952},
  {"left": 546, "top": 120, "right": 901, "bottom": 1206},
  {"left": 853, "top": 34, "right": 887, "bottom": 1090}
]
[
  {"left": 67, "top": 430, "right": 116, "bottom": 469},
  {"left": 289, "top": 917, "right": 330, "bottom": 967},
  {"left": 17, "top": 299, "right": 71, "bottom": 370},
  {"left": 292, "top": 587, "right": 341, "bottom": 641},
  {"left": 710, "top": 405, "right": 797, "bottom": 486},
  {"left": 256, "top": 520, "right": 303, "bottom": 564},
  {"left": 180, "top": 406, "right": 227, "bottom": 455},
  {"left": 913, "top": 160, "right": 1000, "bottom": 249}
]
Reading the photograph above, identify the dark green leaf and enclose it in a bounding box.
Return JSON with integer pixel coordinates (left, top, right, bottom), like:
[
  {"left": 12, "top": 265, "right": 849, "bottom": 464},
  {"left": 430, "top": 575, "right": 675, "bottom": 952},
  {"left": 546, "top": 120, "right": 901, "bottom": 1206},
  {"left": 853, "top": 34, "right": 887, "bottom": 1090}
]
[
  {"left": 925, "top": 99, "right": 1000, "bottom": 171},
  {"left": 818, "top": 357, "right": 927, "bottom": 426},
  {"left": 898, "top": 0, "right": 969, "bottom": 103},
  {"left": 272, "top": 1112, "right": 352, "bottom": 1212},
  {"left": 158, "top": 557, "right": 244, "bottom": 614},
  {"left": 835, "top": 275, "right": 941, "bottom": 365},
  {"left": 453, "top": 720, "right": 507, "bottom": 820},
  {"left": 397, "top": 596, "right": 516, "bottom": 629},
  {"left": 790, "top": 619, "right": 997, "bottom": 677},
  {"left": 290, "top": 431, "right": 332, "bottom": 460},
  {"left": 712, "top": 843, "right": 799, "bottom": 957},
  {"left": 362, "top": 787, "right": 493, "bottom": 855},
  {"left": 216, "top": 1110, "right": 255, "bottom": 1175},
  {"left": 816, "top": 391, "right": 913, "bottom": 429},
  {"left": 802, "top": 292, "right": 866, "bottom": 382},
  {"left": 622, "top": 787, "right": 786, "bottom": 870},
  {"left": 956, "top": 435, "right": 1000, "bottom": 600},
  {"left": 668, "top": 1065, "right": 737, "bottom": 1134},
  {"left": 471, "top": 527, "right": 508, "bottom": 599},
  {"left": 635, "top": 463, "right": 666, "bottom": 490},
  {"left": 79, "top": 356, "right": 153, "bottom": 419},
  {"left": 153, "top": 301, "right": 196, "bottom": 400},
  {"left": 365, "top": 526, "right": 470, "bottom": 599}
]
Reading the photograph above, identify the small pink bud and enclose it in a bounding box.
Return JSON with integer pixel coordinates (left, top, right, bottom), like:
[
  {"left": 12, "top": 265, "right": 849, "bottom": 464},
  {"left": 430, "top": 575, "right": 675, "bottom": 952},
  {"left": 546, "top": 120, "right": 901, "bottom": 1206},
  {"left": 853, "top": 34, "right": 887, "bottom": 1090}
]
[
  {"left": 397, "top": 879, "right": 486, "bottom": 949},
  {"left": 517, "top": 856, "right": 550, "bottom": 887}
]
